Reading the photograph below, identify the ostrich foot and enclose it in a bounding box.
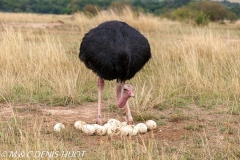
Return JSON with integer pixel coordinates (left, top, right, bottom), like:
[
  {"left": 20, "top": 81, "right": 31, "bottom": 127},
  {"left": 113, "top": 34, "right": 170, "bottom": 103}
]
[
  {"left": 96, "top": 115, "right": 102, "bottom": 125},
  {"left": 126, "top": 115, "right": 133, "bottom": 125}
]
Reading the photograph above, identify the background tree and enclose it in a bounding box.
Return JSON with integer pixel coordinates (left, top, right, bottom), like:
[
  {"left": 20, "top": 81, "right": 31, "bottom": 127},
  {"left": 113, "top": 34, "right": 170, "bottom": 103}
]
[
  {"left": 189, "top": 1, "right": 230, "bottom": 21},
  {"left": 83, "top": 4, "right": 101, "bottom": 16},
  {"left": 108, "top": 1, "right": 132, "bottom": 13},
  {"left": 166, "top": 1, "right": 238, "bottom": 25},
  {"left": 0, "top": 0, "right": 239, "bottom": 20}
]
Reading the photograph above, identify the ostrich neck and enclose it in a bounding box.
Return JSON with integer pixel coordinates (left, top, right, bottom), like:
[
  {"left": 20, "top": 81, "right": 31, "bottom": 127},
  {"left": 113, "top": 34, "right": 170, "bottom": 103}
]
[
  {"left": 117, "top": 95, "right": 128, "bottom": 108},
  {"left": 116, "top": 83, "right": 128, "bottom": 108}
]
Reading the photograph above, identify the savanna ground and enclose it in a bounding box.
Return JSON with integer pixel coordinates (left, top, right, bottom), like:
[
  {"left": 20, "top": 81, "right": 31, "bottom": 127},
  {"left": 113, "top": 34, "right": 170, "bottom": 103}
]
[{"left": 0, "top": 8, "right": 240, "bottom": 159}]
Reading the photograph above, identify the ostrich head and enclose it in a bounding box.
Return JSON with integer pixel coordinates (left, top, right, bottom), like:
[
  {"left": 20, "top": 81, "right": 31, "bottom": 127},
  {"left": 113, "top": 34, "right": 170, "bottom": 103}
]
[
  {"left": 117, "top": 84, "right": 134, "bottom": 108},
  {"left": 123, "top": 84, "right": 134, "bottom": 98}
]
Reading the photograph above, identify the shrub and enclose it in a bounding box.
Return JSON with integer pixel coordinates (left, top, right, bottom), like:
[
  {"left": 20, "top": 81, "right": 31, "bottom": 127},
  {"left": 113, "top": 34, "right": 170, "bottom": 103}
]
[
  {"left": 83, "top": 4, "right": 101, "bottom": 16},
  {"left": 226, "top": 11, "right": 238, "bottom": 22},
  {"left": 195, "top": 12, "right": 210, "bottom": 26},
  {"left": 167, "top": 1, "right": 237, "bottom": 24},
  {"left": 171, "top": 7, "right": 194, "bottom": 21},
  {"left": 189, "top": 1, "right": 229, "bottom": 21}
]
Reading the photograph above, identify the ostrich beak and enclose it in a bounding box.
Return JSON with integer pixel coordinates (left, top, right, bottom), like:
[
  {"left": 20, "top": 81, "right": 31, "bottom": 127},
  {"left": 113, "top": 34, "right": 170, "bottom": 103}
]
[{"left": 129, "top": 91, "right": 134, "bottom": 98}]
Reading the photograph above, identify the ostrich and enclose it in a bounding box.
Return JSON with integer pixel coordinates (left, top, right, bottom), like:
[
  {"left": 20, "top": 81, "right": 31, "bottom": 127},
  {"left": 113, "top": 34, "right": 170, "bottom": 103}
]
[{"left": 79, "top": 20, "right": 151, "bottom": 125}]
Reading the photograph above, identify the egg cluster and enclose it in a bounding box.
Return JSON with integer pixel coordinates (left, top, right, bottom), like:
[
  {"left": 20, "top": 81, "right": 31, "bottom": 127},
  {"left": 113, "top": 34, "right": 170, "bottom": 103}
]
[{"left": 54, "top": 119, "right": 157, "bottom": 136}]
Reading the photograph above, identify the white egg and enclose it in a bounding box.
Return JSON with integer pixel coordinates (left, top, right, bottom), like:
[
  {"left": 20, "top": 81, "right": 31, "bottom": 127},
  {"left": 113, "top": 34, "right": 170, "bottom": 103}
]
[
  {"left": 107, "top": 119, "right": 122, "bottom": 127},
  {"left": 127, "top": 125, "right": 138, "bottom": 136},
  {"left": 120, "top": 125, "right": 138, "bottom": 136},
  {"left": 74, "top": 121, "right": 86, "bottom": 130},
  {"left": 82, "top": 124, "right": 96, "bottom": 135},
  {"left": 107, "top": 126, "right": 120, "bottom": 136},
  {"left": 54, "top": 123, "right": 65, "bottom": 132},
  {"left": 92, "top": 124, "right": 101, "bottom": 129},
  {"left": 95, "top": 125, "right": 107, "bottom": 136},
  {"left": 103, "top": 123, "right": 111, "bottom": 130},
  {"left": 145, "top": 120, "right": 157, "bottom": 130},
  {"left": 120, "top": 126, "right": 131, "bottom": 136},
  {"left": 121, "top": 122, "right": 128, "bottom": 127},
  {"left": 135, "top": 123, "right": 148, "bottom": 134}
]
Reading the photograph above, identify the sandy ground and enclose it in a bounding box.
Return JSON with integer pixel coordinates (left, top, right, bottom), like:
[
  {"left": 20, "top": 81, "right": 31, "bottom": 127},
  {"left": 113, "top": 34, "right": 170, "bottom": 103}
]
[{"left": 0, "top": 102, "right": 192, "bottom": 141}]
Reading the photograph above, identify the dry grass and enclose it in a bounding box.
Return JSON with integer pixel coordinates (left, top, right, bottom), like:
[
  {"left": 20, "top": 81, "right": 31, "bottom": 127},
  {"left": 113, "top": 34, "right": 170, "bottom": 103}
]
[
  {"left": 0, "top": 25, "right": 87, "bottom": 105},
  {"left": 0, "top": 8, "right": 240, "bottom": 159},
  {"left": 0, "top": 12, "right": 70, "bottom": 23}
]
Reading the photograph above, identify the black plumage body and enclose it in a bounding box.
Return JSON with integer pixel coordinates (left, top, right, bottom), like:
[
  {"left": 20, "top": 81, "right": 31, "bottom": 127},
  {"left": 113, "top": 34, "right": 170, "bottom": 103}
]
[{"left": 79, "top": 20, "right": 151, "bottom": 82}]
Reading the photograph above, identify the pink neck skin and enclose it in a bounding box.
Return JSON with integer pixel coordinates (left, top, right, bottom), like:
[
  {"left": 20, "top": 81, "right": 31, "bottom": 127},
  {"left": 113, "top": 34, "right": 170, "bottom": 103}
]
[
  {"left": 116, "top": 83, "right": 129, "bottom": 108},
  {"left": 117, "top": 94, "right": 129, "bottom": 108}
]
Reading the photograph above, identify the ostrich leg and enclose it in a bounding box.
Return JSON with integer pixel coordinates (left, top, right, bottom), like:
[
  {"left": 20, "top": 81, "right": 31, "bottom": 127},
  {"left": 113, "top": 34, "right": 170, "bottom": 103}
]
[
  {"left": 97, "top": 77, "right": 104, "bottom": 125},
  {"left": 116, "top": 81, "right": 124, "bottom": 107},
  {"left": 125, "top": 101, "right": 133, "bottom": 124}
]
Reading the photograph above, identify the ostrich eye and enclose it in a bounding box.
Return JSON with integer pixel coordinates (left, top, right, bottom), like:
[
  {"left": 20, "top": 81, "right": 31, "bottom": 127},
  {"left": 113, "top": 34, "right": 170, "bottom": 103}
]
[{"left": 123, "top": 88, "right": 127, "bottom": 91}]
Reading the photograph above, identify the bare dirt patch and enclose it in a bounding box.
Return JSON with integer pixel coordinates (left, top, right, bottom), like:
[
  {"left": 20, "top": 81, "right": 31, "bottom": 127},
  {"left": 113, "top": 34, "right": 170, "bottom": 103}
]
[{"left": 0, "top": 102, "right": 192, "bottom": 144}]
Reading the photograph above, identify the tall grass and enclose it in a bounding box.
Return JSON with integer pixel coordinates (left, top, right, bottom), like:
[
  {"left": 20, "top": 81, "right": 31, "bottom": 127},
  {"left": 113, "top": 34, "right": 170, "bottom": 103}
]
[
  {"left": 1, "top": 8, "right": 240, "bottom": 108},
  {"left": 0, "top": 25, "right": 91, "bottom": 105}
]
